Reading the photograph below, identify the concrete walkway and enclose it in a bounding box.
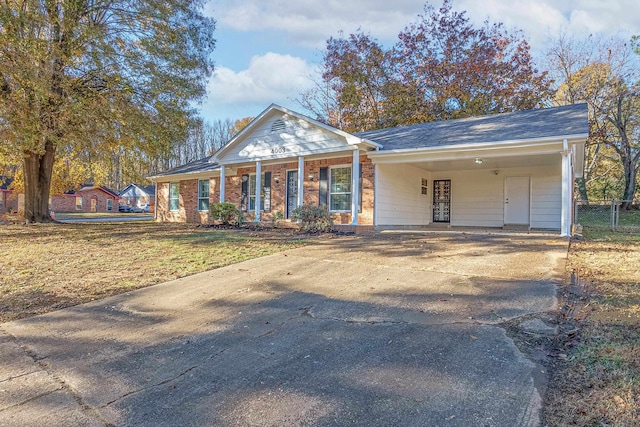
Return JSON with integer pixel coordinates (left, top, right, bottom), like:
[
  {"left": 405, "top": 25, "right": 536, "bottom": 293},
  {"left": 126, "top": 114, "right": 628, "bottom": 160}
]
[{"left": 1, "top": 231, "right": 568, "bottom": 426}]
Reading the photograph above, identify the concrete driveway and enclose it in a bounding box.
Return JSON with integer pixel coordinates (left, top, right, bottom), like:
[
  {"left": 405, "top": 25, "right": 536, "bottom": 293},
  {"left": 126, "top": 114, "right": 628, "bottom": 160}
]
[{"left": 1, "top": 231, "right": 567, "bottom": 426}]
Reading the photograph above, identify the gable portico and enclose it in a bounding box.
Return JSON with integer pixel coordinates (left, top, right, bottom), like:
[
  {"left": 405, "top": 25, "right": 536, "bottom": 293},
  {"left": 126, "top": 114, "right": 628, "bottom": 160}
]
[{"left": 211, "top": 104, "right": 380, "bottom": 226}]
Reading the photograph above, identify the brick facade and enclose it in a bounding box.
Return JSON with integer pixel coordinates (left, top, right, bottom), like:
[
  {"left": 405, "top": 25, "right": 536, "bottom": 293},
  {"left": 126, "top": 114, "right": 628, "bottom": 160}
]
[
  {"left": 0, "top": 190, "right": 18, "bottom": 214},
  {"left": 50, "top": 188, "right": 119, "bottom": 213},
  {"left": 155, "top": 154, "right": 375, "bottom": 225}
]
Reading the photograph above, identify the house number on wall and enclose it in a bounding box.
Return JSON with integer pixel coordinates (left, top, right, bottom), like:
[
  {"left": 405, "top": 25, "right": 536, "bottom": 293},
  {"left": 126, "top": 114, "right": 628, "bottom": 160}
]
[{"left": 271, "top": 146, "right": 286, "bottom": 154}]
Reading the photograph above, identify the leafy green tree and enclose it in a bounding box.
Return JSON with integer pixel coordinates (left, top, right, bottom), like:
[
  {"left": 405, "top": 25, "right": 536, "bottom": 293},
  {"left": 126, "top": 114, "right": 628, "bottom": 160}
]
[{"left": 0, "top": 0, "right": 216, "bottom": 222}]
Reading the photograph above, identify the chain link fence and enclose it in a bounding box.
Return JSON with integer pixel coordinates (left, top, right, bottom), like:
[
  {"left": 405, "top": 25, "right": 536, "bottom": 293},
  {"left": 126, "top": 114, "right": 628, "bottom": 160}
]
[{"left": 575, "top": 200, "right": 640, "bottom": 233}]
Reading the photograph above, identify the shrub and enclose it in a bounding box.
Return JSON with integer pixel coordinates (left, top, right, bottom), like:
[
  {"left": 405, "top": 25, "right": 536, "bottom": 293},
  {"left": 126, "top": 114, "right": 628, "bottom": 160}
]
[
  {"left": 291, "top": 205, "right": 333, "bottom": 233},
  {"left": 270, "top": 211, "right": 284, "bottom": 227},
  {"left": 209, "top": 202, "right": 244, "bottom": 226}
]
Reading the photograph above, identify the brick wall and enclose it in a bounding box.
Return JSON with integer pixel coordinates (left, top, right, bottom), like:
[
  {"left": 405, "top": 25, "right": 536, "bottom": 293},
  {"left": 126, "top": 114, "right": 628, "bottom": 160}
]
[
  {"left": 224, "top": 154, "right": 375, "bottom": 225},
  {"left": 155, "top": 154, "right": 375, "bottom": 225},
  {"left": 156, "top": 178, "right": 219, "bottom": 224},
  {"left": 50, "top": 189, "right": 118, "bottom": 213}
]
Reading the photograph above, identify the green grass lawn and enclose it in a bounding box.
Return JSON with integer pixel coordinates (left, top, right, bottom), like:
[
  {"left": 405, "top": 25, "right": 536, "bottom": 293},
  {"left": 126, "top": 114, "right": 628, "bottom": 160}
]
[{"left": 577, "top": 204, "right": 640, "bottom": 231}]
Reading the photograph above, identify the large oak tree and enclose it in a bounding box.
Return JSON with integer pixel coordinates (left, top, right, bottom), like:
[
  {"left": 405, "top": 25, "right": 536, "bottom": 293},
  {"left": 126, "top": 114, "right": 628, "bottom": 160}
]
[{"left": 0, "top": 0, "right": 216, "bottom": 222}]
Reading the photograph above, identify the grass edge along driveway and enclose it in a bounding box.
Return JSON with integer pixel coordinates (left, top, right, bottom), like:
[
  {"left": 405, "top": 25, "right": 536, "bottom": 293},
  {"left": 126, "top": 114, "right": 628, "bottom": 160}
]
[{"left": 0, "top": 222, "right": 307, "bottom": 323}]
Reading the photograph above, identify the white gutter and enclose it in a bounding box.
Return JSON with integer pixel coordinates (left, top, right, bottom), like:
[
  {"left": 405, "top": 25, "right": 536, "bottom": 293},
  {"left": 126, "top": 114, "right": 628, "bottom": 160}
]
[{"left": 366, "top": 133, "right": 588, "bottom": 158}]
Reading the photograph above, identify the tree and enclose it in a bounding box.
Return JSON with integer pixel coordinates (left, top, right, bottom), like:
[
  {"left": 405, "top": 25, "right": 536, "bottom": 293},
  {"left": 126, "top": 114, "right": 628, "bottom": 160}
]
[
  {"left": 395, "top": 0, "right": 551, "bottom": 122},
  {"left": 548, "top": 34, "right": 640, "bottom": 205},
  {"left": 304, "top": 1, "right": 551, "bottom": 132},
  {"left": 0, "top": 0, "right": 216, "bottom": 222}
]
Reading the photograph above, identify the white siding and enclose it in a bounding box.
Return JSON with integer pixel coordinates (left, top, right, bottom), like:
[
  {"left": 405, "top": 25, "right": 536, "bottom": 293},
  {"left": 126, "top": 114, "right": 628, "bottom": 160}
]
[
  {"left": 376, "top": 164, "right": 431, "bottom": 226},
  {"left": 438, "top": 166, "right": 561, "bottom": 229},
  {"left": 433, "top": 170, "right": 505, "bottom": 227},
  {"left": 377, "top": 165, "right": 562, "bottom": 230},
  {"left": 530, "top": 169, "right": 561, "bottom": 229},
  {"left": 221, "top": 113, "right": 351, "bottom": 164}
]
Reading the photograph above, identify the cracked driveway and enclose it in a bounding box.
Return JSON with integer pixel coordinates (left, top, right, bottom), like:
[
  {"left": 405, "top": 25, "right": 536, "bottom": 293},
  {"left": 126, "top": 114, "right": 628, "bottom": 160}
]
[{"left": 0, "top": 231, "right": 568, "bottom": 426}]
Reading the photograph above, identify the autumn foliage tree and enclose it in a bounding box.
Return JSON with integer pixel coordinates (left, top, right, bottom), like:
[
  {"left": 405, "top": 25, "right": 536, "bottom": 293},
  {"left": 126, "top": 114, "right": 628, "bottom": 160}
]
[
  {"left": 548, "top": 34, "right": 640, "bottom": 205},
  {"left": 0, "top": 0, "right": 216, "bottom": 222},
  {"left": 303, "top": 1, "right": 551, "bottom": 132}
]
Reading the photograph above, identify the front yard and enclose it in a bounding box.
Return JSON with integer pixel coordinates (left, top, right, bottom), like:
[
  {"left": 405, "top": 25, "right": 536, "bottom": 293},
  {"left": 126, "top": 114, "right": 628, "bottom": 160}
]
[
  {"left": 1, "top": 221, "right": 639, "bottom": 424},
  {"left": 0, "top": 222, "right": 305, "bottom": 323}
]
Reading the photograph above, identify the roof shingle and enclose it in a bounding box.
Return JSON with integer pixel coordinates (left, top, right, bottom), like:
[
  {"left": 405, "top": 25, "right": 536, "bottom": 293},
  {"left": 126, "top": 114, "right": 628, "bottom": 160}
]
[{"left": 355, "top": 104, "right": 588, "bottom": 150}]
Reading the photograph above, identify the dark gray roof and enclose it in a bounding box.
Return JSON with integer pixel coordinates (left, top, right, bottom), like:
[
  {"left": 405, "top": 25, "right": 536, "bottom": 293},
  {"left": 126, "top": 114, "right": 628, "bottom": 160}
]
[
  {"left": 356, "top": 104, "right": 589, "bottom": 150},
  {"left": 119, "top": 183, "right": 156, "bottom": 197},
  {"left": 0, "top": 176, "right": 13, "bottom": 190},
  {"left": 155, "top": 157, "right": 219, "bottom": 177}
]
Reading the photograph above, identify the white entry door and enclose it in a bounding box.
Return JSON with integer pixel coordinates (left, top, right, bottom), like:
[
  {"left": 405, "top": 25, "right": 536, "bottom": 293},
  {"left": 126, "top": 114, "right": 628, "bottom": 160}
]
[{"left": 504, "top": 176, "right": 530, "bottom": 225}]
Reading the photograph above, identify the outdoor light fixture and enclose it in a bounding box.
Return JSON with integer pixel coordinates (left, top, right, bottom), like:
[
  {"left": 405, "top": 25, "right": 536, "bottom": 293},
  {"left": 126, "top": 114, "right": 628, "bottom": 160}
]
[
  {"left": 274, "top": 176, "right": 280, "bottom": 184},
  {"left": 308, "top": 173, "right": 314, "bottom": 181},
  {"left": 474, "top": 158, "right": 483, "bottom": 164}
]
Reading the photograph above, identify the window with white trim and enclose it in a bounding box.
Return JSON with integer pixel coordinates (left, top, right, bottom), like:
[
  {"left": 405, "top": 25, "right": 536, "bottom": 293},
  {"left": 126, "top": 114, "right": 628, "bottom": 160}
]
[
  {"left": 107, "top": 199, "right": 113, "bottom": 211},
  {"left": 169, "top": 182, "right": 179, "bottom": 211},
  {"left": 198, "top": 179, "right": 210, "bottom": 211},
  {"left": 75, "top": 196, "right": 82, "bottom": 210},
  {"left": 248, "top": 173, "right": 265, "bottom": 211},
  {"left": 329, "top": 166, "right": 351, "bottom": 211}
]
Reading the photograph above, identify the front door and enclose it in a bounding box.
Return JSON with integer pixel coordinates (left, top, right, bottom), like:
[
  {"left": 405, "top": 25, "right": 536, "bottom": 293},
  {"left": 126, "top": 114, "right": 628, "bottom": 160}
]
[
  {"left": 90, "top": 198, "right": 97, "bottom": 212},
  {"left": 286, "top": 170, "right": 298, "bottom": 219},
  {"left": 504, "top": 176, "right": 530, "bottom": 225},
  {"left": 433, "top": 180, "right": 451, "bottom": 223}
]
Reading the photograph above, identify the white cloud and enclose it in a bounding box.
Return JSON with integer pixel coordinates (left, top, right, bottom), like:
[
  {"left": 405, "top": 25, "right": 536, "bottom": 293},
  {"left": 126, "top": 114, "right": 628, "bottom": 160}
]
[
  {"left": 207, "top": 0, "right": 640, "bottom": 51},
  {"left": 202, "top": 52, "right": 318, "bottom": 118},
  {"left": 207, "top": 0, "right": 425, "bottom": 47},
  {"left": 200, "top": 0, "right": 640, "bottom": 121}
]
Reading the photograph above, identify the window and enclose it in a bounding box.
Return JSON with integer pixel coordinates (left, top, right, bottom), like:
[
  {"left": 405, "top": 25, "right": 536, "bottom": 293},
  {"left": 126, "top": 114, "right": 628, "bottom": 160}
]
[
  {"left": 75, "top": 196, "right": 82, "bottom": 210},
  {"left": 198, "top": 180, "right": 210, "bottom": 211},
  {"left": 169, "top": 182, "right": 179, "bottom": 211},
  {"left": 107, "top": 199, "right": 113, "bottom": 211},
  {"left": 248, "top": 174, "right": 265, "bottom": 211},
  {"left": 330, "top": 166, "right": 351, "bottom": 211}
]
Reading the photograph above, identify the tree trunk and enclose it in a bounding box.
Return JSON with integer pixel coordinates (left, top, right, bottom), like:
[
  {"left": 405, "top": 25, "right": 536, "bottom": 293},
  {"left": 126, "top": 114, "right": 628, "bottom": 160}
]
[
  {"left": 620, "top": 157, "right": 637, "bottom": 210},
  {"left": 23, "top": 139, "right": 56, "bottom": 223},
  {"left": 576, "top": 177, "right": 589, "bottom": 203}
]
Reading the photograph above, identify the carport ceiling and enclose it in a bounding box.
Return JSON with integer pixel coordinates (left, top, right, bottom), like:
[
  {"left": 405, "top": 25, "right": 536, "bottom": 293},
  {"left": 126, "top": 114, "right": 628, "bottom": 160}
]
[{"left": 409, "top": 153, "right": 561, "bottom": 172}]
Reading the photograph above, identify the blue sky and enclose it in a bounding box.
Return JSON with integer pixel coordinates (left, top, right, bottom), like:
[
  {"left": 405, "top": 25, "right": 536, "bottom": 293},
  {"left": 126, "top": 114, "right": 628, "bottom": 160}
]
[{"left": 200, "top": 0, "right": 640, "bottom": 124}]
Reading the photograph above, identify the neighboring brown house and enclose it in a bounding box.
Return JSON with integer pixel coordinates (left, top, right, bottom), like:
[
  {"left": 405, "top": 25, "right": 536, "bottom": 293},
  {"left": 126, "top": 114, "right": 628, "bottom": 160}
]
[
  {"left": 50, "top": 186, "right": 119, "bottom": 213},
  {"left": 0, "top": 176, "right": 18, "bottom": 214}
]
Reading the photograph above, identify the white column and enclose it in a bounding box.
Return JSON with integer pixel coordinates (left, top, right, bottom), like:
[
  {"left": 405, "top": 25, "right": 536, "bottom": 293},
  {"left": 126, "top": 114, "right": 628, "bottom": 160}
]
[
  {"left": 297, "top": 156, "right": 304, "bottom": 207},
  {"left": 255, "top": 161, "right": 262, "bottom": 222},
  {"left": 351, "top": 149, "right": 360, "bottom": 225},
  {"left": 560, "top": 139, "right": 572, "bottom": 237},
  {"left": 219, "top": 165, "right": 225, "bottom": 203}
]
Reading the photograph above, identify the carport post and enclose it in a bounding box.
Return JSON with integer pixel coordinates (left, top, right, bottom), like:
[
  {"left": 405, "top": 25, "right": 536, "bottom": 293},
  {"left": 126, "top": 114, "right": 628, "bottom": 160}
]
[
  {"left": 560, "top": 139, "right": 572, "bottom": 237},
  {"left": 219, "top": 165, "right": 225, "bottom": 203}
]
